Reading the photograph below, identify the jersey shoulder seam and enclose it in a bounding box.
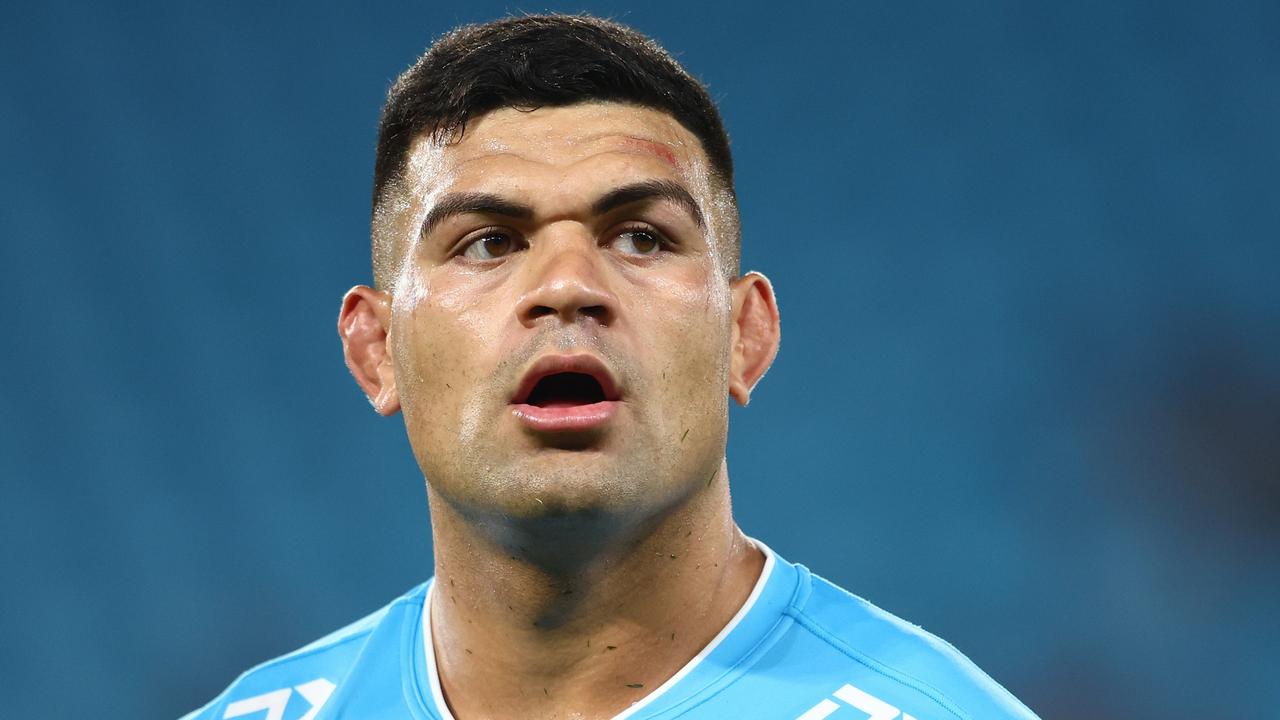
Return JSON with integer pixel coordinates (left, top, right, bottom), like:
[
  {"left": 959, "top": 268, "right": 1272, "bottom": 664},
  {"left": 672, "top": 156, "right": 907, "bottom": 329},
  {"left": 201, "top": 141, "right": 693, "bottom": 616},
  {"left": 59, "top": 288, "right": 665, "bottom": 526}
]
[{"left": 785, "top": 607, "right": 972, "bottom": 720}]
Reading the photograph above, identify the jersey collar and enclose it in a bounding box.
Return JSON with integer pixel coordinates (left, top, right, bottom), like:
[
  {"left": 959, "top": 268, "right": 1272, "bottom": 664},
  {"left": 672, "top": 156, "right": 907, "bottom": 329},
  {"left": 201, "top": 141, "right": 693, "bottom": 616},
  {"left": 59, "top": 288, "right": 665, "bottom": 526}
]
[{"left": 409, "top": 539, "right": 800, "bottom": 720}]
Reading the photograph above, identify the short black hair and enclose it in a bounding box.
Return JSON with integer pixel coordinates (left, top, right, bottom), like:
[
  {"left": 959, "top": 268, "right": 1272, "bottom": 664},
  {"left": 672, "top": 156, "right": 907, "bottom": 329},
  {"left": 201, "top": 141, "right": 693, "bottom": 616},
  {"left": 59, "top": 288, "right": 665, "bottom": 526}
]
[
  {"left": 375, "top": 14, "right": 733, "bottom": 207},
  {"left": 371, "top": 14, "right": 739, "bottom": 286}
]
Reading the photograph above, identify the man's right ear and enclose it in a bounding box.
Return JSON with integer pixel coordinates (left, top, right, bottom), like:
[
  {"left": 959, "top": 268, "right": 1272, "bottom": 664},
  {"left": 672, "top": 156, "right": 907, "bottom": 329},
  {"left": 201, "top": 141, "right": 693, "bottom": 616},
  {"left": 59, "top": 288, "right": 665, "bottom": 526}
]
[{"left": 338, "top": 285, "right": 400, "bottom": 416}]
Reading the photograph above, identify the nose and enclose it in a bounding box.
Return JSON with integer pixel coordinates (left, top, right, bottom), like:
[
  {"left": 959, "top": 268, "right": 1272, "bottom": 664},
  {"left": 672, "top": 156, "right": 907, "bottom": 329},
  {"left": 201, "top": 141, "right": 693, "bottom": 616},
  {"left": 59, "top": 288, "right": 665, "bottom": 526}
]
[{"left": 515, "top": 230, "right": 617, "bottom": 328}]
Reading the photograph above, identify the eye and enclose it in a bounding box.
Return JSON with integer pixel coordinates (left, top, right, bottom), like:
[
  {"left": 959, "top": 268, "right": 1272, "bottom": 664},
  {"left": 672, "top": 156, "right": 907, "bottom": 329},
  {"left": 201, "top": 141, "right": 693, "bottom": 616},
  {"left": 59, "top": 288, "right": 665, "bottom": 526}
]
[
  {"left": 459, "top": 231, "right": 521, "bottom": 260},
  {"left": 609, "top": 228, "right": 664, "bottom": 256}
]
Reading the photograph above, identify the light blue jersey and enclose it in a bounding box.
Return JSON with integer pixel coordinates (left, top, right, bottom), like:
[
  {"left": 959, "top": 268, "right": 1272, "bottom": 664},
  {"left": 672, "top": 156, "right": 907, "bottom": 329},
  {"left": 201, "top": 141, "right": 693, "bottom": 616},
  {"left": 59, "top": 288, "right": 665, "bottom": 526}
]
[{"left": 184, "top": 543, "right": 1037, "bottom": 719}]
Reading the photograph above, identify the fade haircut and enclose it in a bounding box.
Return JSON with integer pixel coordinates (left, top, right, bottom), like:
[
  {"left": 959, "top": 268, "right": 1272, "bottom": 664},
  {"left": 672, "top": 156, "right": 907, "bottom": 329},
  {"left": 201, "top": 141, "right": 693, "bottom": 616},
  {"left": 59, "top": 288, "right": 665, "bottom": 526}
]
[{"left": 371, "top": 14, "right": 739, "bottom": 288}]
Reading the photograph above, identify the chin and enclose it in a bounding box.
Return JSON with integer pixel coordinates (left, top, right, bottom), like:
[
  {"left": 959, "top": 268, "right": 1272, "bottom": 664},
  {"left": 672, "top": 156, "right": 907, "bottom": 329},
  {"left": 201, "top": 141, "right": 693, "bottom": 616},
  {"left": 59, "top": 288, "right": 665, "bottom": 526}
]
[
  {"left": 443, "top": 451, "right": 656, "bottom": 517},
  {"left": 510, "top": 462, "right": 651, "bottom": 516}
]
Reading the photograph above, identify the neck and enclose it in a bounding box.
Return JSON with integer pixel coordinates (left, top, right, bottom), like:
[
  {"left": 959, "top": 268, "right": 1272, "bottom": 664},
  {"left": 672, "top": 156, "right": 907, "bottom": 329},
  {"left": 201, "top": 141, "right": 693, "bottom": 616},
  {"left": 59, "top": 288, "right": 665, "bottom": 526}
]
[{"left": 425, "top": 461, "right": 764, "bottom": 720}]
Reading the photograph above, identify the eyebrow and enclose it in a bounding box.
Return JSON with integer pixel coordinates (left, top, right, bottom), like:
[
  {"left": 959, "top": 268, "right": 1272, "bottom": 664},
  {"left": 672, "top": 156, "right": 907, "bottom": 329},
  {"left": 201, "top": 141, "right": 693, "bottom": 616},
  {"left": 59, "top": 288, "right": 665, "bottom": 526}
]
[
  {"left": 419, "top": 179, "right": 706, "bottom": 239},
  {"left": 589, "top": 179, "right": 706, "bottom": 229},
  {"left": 419, "top": 193, "right": 534, "bottom": 239}
]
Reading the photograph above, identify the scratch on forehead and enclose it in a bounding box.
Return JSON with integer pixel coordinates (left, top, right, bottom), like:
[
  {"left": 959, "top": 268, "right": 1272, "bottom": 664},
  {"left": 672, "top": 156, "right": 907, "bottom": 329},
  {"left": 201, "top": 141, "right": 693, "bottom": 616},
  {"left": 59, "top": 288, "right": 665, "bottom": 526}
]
[{"left": 619, "top": 136, "right": 680, "bottom": 168}]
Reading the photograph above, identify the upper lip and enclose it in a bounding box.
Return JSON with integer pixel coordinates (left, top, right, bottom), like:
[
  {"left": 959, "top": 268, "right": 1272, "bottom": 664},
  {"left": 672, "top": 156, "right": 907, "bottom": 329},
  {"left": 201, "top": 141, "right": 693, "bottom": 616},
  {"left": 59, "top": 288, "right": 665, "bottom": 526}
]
[{"left": 512, "top": 354, "right": 622, "bottom": 404}]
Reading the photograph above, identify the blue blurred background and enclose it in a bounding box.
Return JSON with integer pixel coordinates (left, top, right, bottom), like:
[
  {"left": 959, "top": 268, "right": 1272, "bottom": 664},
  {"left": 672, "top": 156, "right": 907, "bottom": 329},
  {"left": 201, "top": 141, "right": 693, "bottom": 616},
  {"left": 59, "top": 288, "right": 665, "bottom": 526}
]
[{"left": 3, "top": 1, "right": 1278, "bottom": 717}]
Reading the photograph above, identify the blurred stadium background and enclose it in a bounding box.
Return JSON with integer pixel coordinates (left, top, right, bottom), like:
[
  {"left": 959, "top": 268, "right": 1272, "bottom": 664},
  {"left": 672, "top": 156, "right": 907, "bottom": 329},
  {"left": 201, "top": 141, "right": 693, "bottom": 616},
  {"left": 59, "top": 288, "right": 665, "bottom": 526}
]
[{"left": 2, "top": 1, "right": 1277, "bottom": 717}]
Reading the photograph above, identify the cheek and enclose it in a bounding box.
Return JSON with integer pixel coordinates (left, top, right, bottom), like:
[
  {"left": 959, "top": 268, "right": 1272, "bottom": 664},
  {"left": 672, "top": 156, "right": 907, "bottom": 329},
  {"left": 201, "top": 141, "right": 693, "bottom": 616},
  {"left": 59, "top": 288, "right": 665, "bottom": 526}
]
[
  {"left": 395, "top": 264, "right": 505, "bottom": 370},
  {"left": 394, "top": 300, "right": 499, "bottom": 479},
  {"left": 429, "top": 274, "right": 505, "bottom": 346},
  {"left": 651, "top": 262, "right": 731, "bottom": 346},
  {"left": 392, "top": 276, "right": 496, "bottom": 426},
  {"left": 638, "top": 272, "right": 733, "bottom": 407}
]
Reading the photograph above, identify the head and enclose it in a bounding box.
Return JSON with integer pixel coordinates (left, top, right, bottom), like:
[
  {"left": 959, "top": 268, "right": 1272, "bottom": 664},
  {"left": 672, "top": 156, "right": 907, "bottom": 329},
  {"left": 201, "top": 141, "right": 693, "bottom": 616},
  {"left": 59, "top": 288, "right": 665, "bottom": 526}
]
[{"left": 339, "top": 15, "right": 780, "bottom": 547}]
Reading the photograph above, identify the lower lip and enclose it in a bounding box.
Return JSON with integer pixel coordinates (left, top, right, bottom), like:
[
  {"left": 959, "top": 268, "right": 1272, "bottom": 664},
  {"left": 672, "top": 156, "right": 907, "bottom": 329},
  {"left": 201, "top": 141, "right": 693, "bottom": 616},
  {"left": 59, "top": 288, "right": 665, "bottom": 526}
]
[{"left": 510, "top": 401, "right": 620, "bottom": 432}]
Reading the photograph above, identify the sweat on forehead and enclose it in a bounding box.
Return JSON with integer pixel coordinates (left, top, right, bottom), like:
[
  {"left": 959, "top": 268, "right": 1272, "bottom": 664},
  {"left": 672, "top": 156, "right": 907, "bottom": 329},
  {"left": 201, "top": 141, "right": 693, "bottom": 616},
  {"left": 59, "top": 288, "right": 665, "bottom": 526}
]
[{"left": 370, "top": 105, "right": 741, "bottom": 290}]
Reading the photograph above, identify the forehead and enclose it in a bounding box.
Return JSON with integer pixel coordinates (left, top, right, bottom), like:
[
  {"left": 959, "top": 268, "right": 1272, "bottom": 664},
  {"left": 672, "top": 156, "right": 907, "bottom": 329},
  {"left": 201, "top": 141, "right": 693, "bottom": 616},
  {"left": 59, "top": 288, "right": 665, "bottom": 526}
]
[
  {"left": 373, "top": 103, "right": 733, "bottom": 288},
  {"left": 401, "top": 103, "right": 710, "bottom": 196}
]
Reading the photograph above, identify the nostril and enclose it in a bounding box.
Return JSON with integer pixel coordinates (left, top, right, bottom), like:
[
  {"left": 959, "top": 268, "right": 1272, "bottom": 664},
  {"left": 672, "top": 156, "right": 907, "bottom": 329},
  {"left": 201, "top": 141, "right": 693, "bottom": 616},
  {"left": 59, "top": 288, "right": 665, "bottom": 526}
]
[
  {"left": 580, "top": 305, "right": 609, "bottom": 322},
  {"left": 527, "top": 305, "right": 557, "bottom": 320}
]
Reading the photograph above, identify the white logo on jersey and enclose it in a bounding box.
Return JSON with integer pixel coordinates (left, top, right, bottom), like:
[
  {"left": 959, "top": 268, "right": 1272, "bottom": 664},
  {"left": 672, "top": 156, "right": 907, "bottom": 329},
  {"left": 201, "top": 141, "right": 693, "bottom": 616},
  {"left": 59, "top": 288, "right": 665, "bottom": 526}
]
[
  {"left": 223, "top": 678, "right": 336, "bottom": 720},
  {"left": 795, "top": 683, "right": 917, "bottom": 720}
]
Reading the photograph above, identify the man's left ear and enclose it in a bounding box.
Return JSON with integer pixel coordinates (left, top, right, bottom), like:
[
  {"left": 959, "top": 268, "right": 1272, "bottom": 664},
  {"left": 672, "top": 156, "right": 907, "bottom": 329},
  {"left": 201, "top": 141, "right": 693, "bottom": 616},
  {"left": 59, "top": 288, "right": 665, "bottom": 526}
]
[{"left": 728, "top": 272, "right": 781, "bottom": 406}]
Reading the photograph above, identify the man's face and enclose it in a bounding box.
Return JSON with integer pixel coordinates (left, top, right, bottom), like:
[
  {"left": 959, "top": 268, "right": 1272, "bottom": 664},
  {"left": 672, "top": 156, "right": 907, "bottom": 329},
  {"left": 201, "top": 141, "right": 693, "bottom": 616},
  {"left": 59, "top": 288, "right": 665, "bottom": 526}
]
[{"left": 376, "top": 103, "right": 739, "bottom": 524}]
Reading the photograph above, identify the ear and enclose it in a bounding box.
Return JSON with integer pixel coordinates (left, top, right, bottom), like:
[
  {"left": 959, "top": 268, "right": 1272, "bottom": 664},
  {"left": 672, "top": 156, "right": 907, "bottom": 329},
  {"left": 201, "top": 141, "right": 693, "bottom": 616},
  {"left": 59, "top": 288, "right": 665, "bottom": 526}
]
[
  {"left": 338, "top": 285, "right": 400, "bottom": 416},
  {"left": 728, "top": 272, "right": 781, "bottom": 406}
]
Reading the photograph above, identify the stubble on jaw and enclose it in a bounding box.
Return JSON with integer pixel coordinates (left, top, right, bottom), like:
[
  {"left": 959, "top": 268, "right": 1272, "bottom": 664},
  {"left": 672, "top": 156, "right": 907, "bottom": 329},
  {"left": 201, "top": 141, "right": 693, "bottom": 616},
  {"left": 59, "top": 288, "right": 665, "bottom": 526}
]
[{"left": 422, "top": 318, "right": 730, "bottom": 562}]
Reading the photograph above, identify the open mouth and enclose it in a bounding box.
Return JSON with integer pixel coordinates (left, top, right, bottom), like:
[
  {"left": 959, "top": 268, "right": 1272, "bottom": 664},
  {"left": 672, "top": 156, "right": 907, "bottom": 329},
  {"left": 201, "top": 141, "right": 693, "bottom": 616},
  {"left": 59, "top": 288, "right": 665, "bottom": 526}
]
[
  {"left": 511, "top": 354, "right": 622, "bottom": 432},
  {"left": 525, "top": 372, "right": 607, "bottom": 408}
]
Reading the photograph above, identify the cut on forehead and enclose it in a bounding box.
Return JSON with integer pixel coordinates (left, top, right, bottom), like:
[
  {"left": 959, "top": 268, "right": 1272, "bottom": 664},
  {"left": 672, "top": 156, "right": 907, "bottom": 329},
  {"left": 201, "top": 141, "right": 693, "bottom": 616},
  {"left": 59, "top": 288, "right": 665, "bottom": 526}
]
[{"left": 619, "top": 137, "right": 679, "bottom": 168}]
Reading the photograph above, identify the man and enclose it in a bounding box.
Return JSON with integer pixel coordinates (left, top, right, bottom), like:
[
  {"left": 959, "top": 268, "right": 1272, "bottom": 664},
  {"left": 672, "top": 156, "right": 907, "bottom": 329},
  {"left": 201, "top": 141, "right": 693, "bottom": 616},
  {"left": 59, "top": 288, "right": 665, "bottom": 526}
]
[{"left": 186, "top": 14, "right": 1037, "bottom": 720}]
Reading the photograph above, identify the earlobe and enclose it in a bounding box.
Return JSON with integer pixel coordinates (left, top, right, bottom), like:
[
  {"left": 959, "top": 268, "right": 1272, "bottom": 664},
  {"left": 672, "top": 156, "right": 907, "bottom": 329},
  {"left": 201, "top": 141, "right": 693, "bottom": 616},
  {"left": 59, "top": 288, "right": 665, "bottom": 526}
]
[
  {"left": 338, "top": 285, "right": 401, "bottom": 416},
  {"left": 728, "top": 272, "right": 781, "bottom": 406}
]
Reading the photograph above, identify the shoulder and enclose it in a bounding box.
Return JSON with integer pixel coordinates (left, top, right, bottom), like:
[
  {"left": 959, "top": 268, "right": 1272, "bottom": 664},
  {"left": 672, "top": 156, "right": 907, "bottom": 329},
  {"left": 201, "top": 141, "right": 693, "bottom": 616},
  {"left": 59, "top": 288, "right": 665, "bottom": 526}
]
[
  {"left": 178, "top": 583, "right": 429, "bottom": 720},
  {"left": 777, "top": 568, "right": 1039, "bottom": 720}
]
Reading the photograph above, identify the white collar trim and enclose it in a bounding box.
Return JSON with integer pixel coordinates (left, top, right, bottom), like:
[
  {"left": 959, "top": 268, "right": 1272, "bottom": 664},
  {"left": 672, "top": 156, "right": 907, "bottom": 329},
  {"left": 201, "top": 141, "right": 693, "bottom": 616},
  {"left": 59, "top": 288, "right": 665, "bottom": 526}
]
[{"left": 421, "top": 538, "right": 776, "bottom": 720}]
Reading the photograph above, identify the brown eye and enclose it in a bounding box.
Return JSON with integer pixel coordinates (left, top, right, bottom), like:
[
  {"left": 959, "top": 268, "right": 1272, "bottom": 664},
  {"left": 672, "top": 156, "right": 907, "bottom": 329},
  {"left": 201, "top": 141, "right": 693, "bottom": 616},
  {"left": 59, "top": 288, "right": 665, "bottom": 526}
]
[
  {"left": 611, "top": 229, "right": 662, "bottom": 256},
  {"left": 461, "top": 232, "right": 517, "bottom": 260}
]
